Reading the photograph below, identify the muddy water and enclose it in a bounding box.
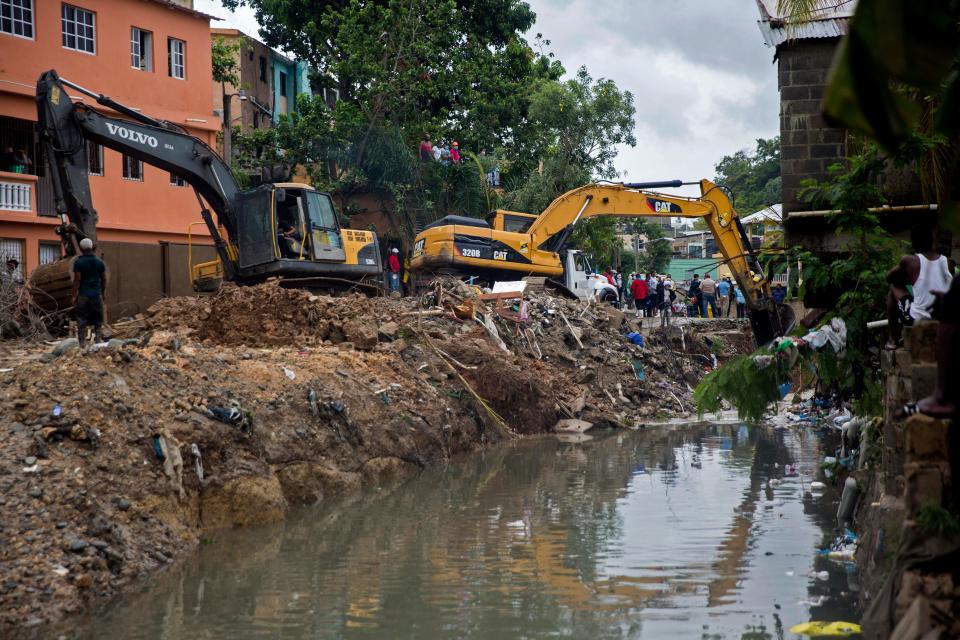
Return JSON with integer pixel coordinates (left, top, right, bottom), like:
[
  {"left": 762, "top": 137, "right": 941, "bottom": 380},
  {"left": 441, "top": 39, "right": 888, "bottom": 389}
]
[{"left": 83, "top": 424, "right": 860, "bottom": 639}]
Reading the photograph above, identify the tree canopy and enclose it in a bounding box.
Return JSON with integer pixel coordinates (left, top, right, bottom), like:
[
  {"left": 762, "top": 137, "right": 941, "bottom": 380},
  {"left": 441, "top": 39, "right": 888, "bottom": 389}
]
[
  {"left": 222, "top": 0, "right": 637, "bottom": 259},
  {"left": 712, "top": 137, "right": 781, "bottom": 216}
]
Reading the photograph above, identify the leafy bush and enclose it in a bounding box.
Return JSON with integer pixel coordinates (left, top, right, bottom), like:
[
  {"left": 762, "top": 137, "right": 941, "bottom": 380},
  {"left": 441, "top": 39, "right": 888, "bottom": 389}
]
[{"left": 694, "top": 353, "right": 783, "bottom": 422}]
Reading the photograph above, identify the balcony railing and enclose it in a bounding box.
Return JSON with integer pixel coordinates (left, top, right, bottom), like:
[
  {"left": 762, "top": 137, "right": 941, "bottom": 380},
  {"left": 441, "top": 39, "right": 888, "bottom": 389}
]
[{"left": 0, "top": 171, "right": 37, "bottom": 213}]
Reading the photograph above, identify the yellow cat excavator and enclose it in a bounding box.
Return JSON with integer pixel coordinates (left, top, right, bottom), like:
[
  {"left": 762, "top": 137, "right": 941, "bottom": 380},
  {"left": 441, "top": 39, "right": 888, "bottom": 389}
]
[{"left": 409, "top": 179, "right": 793, "bottom": 345}]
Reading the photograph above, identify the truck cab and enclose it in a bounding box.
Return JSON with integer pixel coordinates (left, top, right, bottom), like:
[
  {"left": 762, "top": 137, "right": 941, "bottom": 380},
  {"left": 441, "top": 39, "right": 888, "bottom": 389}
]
[{"left": 562, "top": 250, "right": 619, "bottom": 303}]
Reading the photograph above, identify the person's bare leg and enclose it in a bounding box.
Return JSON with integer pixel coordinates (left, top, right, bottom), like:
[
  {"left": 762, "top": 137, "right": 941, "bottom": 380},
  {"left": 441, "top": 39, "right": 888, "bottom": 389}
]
[
  {"left": 917, "top": 277, "right": 958, "bottom": 418},
  {"left": 916, "top": 321, "right": 956, "bottom": 417},
  {"left": 886, "top": 285, "right": 909, "bottom": 349}
]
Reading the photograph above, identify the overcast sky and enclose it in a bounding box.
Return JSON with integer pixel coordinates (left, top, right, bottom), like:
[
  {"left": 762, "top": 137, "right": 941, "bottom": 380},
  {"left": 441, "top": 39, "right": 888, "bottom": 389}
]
[{"left": 195, "top": 0, "right": 779, "bottom": 197}]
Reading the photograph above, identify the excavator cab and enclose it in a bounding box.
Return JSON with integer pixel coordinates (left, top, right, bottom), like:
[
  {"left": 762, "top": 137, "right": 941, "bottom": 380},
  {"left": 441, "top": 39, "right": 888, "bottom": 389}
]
[{"left": 191, "top": 183, "right": 381, "bottom": 291}]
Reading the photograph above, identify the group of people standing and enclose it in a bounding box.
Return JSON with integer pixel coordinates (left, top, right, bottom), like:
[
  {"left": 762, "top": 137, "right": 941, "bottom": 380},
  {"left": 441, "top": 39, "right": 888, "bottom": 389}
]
[
  {"left": 419, "top": 137, "right": 461, "bottom": 165},
  {"left": 618, "top": 271, "right": 681, "bottom": 325},
  {"left": 687, "top": 272, "right": 749, "bottom": 319},
  {"left": 601, "top": 268, "right": 763, "bottom": 324}
]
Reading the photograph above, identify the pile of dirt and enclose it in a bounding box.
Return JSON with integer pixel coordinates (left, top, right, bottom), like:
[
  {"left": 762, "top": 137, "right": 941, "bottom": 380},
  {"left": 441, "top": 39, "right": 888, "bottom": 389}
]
[{"left": 0, "top": 279, "right": 753, "bottom": 637}]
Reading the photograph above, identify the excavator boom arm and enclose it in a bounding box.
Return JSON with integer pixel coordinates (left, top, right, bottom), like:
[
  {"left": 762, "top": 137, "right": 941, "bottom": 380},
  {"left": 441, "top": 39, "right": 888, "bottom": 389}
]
[
  {"left": 36, "top": 70, "right": 239, "bottom": 257},
  {"left": 526, "top": 180, "right": 767, "bottom": 311},
  {"left": 412, "top": 178, "right": 793, "bottom": 344}
]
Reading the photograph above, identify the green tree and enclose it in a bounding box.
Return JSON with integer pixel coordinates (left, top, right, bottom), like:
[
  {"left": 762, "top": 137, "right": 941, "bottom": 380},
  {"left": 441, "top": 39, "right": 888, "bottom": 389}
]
[
  {"left": 712, "top": 137, "right": 781, "bottom": 214},
  {"left": 633, "top": 221, "right": 671, "bottom": 275},
  {"left": 211, "top": 35, "right": 241, "bottom": 85},
  {"left": 222, "top": 0, "right": 553, "bottom": 159},
  {"left": 501, "top": 68, "right": 636, "bottom": 214},
  {"left": 570, "top": 218, "right": 618, "bottom": 271}
]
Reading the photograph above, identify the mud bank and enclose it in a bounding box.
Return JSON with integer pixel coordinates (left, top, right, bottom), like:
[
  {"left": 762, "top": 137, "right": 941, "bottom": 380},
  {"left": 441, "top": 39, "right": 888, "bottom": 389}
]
[{"left": 0, "top": 281, "right": 753, "bottom": 637}]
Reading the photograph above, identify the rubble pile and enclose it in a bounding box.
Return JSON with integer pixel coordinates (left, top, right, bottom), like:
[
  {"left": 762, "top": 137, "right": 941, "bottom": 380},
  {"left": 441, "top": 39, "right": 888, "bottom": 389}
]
[{"left": 0, "top": 279, "right": 752, "bottom": 635}]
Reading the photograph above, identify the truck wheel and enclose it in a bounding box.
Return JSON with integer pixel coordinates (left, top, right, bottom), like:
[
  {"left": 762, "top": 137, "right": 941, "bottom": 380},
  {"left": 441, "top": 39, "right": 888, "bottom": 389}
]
[{"left": 600, "top": 290, "right": 619, "bottom": 306}]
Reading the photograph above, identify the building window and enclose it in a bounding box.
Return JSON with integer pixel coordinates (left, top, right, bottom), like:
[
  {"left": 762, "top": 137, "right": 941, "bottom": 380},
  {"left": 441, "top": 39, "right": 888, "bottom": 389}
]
[
  {"left": 279, "top": 71, "right": 287, "bottom": 96},
  {"left": 0, "top": 237, "right": 25, "bottom": 280},
  {"left": 131, "top": 27, "right": 152, "bottom": 71},
  {"left": 1, "top": 0, "right": 33, "bottom": 39},
  {"left": 87, "top": 141, "right": 103, "bottom": 176},
  {"left": 39, "top": 242, "right": 61, "bottom": 265},
  {"left": 252, "top": 112, "right": 259, "bottom": 129},
  {"left": 122, "top": 154, "right": 143, "bottom": 181},
  {"left": 168, "top": 37, "right": 185, "bottom": 79},
  {"left": 169, "top": 172, "right": 185, "bottom": 187},
  {"left": 259, "top": 56, "right": 267, "bottom": 82},
  {"left": 61, "top": 4, "right": 95, "bottom": 54}
]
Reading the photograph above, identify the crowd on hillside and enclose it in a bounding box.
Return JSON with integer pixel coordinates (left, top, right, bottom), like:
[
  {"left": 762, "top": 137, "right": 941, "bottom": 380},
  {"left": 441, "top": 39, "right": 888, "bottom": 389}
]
[{"left": 419, "top": 136, "right": 462, "bottom": 165}]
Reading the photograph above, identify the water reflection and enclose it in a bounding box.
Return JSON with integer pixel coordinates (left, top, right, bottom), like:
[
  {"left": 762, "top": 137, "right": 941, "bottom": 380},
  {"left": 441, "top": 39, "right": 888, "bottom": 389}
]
[{"left": 83, "top": 424, "right": 859, "bottom": 639}]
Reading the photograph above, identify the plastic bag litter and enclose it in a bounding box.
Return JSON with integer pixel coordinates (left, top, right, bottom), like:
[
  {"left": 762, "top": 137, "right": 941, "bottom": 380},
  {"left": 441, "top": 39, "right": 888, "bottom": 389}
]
[
  {"left": 820, "top": 529, "right": 858, "bottom": 562},
  {"left": 788, "top": 621, "right": 861, "bottom": 636},
  {"left": 803, "top": 317, "right": 848, "bottom": 352},
  {"left": 626, "top": 332, "right": 644, "bottom": 346},
  {"left": 753, "top": 355, "right": 774, "bottom": 369},
  {"left": 153, "top": 432, "right": 184, "bottom": 500},
  {"left": 208, "top": 405, "right": 253, "bottom": 432}
]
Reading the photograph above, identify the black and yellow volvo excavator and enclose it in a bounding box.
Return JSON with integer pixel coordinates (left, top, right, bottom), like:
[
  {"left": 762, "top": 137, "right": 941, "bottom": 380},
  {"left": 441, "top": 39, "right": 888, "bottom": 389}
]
[
  {"left": 410, "top": 179, "right": 794, "bottom": 345},
  {"left": 30, "top": 70, "right": 383, "bottom": 310}
]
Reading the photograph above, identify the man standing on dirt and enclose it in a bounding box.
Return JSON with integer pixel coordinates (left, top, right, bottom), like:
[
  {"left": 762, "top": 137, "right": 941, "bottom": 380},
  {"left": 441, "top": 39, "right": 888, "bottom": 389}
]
[
  {"left": 387, "top": 248, "right": 402, "bottom": 294},
  {"left": 72, "top": 238, "right": 107, "bottom": 347},
  {"left": 716, "top": 276, "right": 730, "bottom": 317},
  {"left": 630, "top": 273, "right": 648, "bottom": 318},
  {"left": 687, "top": 274, "right": 701, "bottom": 317},
  {"left": 700, "top": 272, "right": 718, "bottom": 318}
]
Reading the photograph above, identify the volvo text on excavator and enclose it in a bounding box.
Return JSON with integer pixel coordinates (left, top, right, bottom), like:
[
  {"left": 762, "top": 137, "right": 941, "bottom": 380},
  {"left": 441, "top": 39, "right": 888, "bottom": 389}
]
[
  {"left": 30, "top": 70, "right": 383, "bottom": 311},
  {"left": 409, "top": 179, "right": 794, "bottom": 346}
]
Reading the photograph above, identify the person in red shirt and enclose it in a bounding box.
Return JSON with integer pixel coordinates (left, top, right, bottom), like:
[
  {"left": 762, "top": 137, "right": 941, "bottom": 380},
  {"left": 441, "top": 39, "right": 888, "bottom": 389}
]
[
  {"left": 630, "top": 274, "right": 648, "bottom": 318},
  {"left": 419, "top": 137, "right": 433, "bottom": 161},
  {"left": 387, "top": 248, "right": 402, "bottom": 293},
  {"left": 450, "top": 141, "right": 461, "bottom": 164},
  {"left": 604, "top": 268, "right": 616, "bottom": 286}
]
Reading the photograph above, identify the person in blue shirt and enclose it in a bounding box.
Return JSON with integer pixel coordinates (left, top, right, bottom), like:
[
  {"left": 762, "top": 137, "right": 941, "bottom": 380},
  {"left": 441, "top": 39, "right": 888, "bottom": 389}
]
[
  {"left": 734, "top": 285, "right": 746, "bottom": 318},
  {"left": 716, "top": 277, "right": 731, "bottom": 316},
  {"left": 71, "top": 238, "right": 107, "bottom": 347},
  {"left": 772, "top": 283, "right": 787, "bottom": 305}
]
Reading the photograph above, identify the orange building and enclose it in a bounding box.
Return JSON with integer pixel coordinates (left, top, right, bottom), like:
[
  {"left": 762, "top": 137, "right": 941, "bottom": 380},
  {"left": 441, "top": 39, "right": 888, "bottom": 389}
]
[{"left": 0, "top": 0, "right": 217, "bottom": 283}]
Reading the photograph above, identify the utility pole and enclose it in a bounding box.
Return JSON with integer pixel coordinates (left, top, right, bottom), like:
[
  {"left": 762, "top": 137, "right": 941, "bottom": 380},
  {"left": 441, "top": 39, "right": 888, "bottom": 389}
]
[{"left": 221, "top": 82, "right": 232, "bottom": 164}]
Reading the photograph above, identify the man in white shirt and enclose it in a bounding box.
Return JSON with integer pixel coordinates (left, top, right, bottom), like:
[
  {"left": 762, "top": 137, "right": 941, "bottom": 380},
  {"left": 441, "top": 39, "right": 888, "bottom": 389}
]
[{"left": 886, "top": 224, "right": 953, "bottom": 349}]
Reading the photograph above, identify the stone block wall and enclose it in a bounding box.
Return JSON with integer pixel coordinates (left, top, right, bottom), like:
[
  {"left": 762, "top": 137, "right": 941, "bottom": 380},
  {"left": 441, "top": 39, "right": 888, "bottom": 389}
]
[
  {"left": 777, "top": 39, "right": 847, "bottom": 216},
  {"left": 871, "top": 320, "right": 960, "bottom": 637}
]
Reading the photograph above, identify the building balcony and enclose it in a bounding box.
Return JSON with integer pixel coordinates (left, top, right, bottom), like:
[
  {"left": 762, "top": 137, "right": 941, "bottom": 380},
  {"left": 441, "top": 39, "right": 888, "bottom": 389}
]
[{"left": 0, "top": 171, "right": 37, "bottom": 214}]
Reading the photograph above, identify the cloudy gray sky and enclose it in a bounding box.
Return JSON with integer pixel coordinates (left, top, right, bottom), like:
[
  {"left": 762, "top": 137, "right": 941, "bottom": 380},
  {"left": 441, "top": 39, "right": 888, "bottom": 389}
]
[{"left": 195, "top": 0, "right": 779, "bottom": 196}]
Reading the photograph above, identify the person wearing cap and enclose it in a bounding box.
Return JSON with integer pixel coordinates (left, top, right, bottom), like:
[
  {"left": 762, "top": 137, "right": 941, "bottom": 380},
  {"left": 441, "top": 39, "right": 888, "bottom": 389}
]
[
  {"left": 387, "top": 247, "right": 401, "bottom": 293},
  {"left": 450, "top": 141, "right": 461, "bottom": 164},
  {"left": 72, "top": 238, "right": 107, "bottom": 346}
]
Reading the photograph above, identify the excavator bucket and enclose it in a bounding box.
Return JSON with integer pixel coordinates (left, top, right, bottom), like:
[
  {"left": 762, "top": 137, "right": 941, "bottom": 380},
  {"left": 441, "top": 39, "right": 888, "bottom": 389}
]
[{"left": 749, "top": 304, "right": 797, "bottom": 348}]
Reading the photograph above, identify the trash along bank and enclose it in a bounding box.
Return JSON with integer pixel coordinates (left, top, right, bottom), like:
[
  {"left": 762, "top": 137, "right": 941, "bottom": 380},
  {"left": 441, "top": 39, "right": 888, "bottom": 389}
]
[
  {"left": 0, "top": 280, "right": 753, "bottom": 636},
  {"left": 695, "top": 315, "right": 960, "bottom": 638}
]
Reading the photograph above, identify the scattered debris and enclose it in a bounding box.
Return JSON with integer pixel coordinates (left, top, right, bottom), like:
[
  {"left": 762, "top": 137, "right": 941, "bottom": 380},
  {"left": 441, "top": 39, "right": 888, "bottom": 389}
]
[{"left": 0, "top": 278, "right": 752, "bottom": 634}]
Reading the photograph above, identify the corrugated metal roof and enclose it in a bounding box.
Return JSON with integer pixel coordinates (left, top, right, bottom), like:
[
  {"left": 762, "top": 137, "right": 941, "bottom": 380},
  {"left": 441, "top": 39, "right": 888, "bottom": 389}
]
[
  {"left": 757, "top": 17, "right": 849, "bottom": 47},
  {"left": 741, "top": 204, "right": 782, "bottom": 224},
  {"left": 756, "top": 0, "right": 854, "bottom": 47}
]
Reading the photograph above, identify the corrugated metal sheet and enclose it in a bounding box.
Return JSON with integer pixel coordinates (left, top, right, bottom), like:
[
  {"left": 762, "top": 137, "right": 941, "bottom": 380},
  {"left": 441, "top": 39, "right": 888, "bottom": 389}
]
[{"left": 757, "top": 17, "right": 850, "bottom": 48}]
